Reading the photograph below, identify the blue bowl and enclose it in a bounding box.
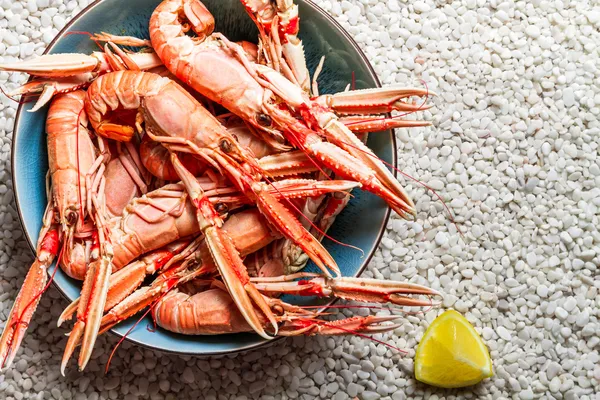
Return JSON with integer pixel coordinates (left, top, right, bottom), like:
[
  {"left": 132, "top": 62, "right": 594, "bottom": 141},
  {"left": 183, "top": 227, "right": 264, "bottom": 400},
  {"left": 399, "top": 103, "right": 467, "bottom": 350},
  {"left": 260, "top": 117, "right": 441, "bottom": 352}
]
[{"left": 12, "top": 0, "right": 396, "bottom": 355}]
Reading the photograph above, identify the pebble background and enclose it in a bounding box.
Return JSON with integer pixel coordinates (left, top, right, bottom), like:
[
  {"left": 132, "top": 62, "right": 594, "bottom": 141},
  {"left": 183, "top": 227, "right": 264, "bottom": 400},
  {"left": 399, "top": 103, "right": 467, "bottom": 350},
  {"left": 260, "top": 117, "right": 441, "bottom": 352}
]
[{"left": 0, "top": 0, "right": 599, "bottom": 399}]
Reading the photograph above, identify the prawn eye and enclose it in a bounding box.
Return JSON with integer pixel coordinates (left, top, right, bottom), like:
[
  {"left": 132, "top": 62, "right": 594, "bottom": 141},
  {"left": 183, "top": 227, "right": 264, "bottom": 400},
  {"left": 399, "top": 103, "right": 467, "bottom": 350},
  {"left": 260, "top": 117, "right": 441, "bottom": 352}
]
[
  {"left": 257, "top": 113, "right": 272, "bottom": 127},
  {"left": 66, "top": 209, "right": 78, "bottom": 226},
  {"left": 215, "top": 203, "right": 228, "bottom": 215},
  {"left": 219, "top": 138, "right": 232, "bottom": 153}
]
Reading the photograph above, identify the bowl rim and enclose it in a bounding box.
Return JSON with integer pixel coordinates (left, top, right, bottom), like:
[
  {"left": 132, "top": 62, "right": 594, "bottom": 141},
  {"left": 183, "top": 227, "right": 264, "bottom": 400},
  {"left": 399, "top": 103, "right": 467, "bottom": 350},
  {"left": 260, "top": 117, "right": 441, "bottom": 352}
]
[{"left": 11, "top": 0, "right": 397, "bottom": 356}]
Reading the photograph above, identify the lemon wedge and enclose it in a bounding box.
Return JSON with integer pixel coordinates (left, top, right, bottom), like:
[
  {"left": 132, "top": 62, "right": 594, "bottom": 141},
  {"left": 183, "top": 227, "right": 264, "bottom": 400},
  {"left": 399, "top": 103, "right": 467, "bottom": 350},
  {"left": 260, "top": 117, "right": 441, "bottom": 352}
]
[{"left": 415, "top": 309, "right": 493, "bottom": 388}]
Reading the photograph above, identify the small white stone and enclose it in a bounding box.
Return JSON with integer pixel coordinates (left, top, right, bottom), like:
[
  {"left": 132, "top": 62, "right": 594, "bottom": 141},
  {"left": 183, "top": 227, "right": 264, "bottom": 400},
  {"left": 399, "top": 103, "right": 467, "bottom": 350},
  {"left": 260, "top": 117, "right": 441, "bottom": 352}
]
[
  {"left": 515, "top": 121, "right": 528, "bottom": 131},
  {"left": 428, "top": 179, "right": 444, "bottom": 190},
  {"left": 519, "top": 389, "right": 534, "bottom": 400},
  {"left": 563, "top": 88, "right": 575, "bottom": 107},
  {"left": 131, "top": 363, "right": 146, "bottom": 375},
  {"left": 181, "top": 367, "right": 195, "bottom": 384},
  {"left": 406, "top": 35, "right": 420, "bottom": 49},
  {"left": 547, "top": 362, "right": 562, "bottom": 380},
  {"left": 15, "top": 359, "right": 27, "bottom": 372},
  {"left": 497, "top": 326, "right": 512, "bottom": 341},
  {"left": 549, "top": 377, "right": 561, "bottom": 392},
  {"left": 525, "top": 25, "right": 541, "bottom": 38},
  {"left": 313, "top": 370, "right": 325, "bottom": 385},
  {"left": 482, "top": 327, "right": 494, "bottom": 340},
  {"left": 413, "top": 1, "right": 430, "bottom": 12},
  {"left": 22, "top": 379, "right": 33, "bottom": 391},
  {"left": 379, "top": 32, "right": 391, "bottom": 47},
  {"left": 563, "top": 297, "right": 577, "bottom": 312},
  {"left": 42, "top": 29, "right": 56, "bottom": 44},
  {"left": 555, "top": 307, "right": 569, "bottom": 320},
  {"left": 523, "top": 252, "right": 536, "bottom": 268},
  {"left": 347, "top": 383, "right": 361, "bottom": 397},
  {"left": 548, "top": 268, "right": 564, "bottom": 281},
  {"left": 435, "top": 232, "right": 448, "bottom": 246},
  {"left": 52, "top": 15, "right": 66, "bottom": 29},
  {"left": 104, "top": 377, "right": 120, "bottom": 391},
  {"left": 40, "top": 11, "right": 52, "bottom": 27},
  {"left": 362, "top": 391, "right": 381, "bottom": 400},
  {"left": 576, "top": 311, "right": 589, "bottom": 327},
  {"left": 4, "top": 266, "right": 19, "bottom": 278},
  {"left": 450, "top": 121, "right": 463, "bottom": 133}
]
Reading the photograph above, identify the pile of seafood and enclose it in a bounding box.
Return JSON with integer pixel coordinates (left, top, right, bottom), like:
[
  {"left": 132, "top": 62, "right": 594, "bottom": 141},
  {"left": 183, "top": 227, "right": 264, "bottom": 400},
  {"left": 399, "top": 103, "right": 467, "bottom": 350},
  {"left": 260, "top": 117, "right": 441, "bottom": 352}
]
[{"left": 0, "top": 0, "right": 440, "bottom": 373}]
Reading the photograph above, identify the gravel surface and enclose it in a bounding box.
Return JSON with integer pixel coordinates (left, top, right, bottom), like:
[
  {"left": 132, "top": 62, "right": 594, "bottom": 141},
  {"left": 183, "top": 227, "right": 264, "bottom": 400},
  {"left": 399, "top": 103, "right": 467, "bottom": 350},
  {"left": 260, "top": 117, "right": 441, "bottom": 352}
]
[{"left": 0, "top": 0, "right": 599, "bottom": 399}]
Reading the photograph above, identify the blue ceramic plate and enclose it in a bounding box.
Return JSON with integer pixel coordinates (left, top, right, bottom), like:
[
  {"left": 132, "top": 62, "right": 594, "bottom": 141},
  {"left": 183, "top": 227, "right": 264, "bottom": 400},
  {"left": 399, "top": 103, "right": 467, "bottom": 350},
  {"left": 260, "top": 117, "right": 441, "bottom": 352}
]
[{"left": 12, "top": 0, "right": 396, "bottom": 355}]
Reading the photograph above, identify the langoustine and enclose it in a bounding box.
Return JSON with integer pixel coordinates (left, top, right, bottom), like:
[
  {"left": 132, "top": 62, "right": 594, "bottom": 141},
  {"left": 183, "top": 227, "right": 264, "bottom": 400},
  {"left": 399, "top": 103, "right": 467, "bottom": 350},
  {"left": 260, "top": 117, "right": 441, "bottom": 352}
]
[
  {"left": 149, "top": 0, "right": 432, "bottom": 218},
  {"left": 0, "top": 91, "right": 111, "bottom": 369}
]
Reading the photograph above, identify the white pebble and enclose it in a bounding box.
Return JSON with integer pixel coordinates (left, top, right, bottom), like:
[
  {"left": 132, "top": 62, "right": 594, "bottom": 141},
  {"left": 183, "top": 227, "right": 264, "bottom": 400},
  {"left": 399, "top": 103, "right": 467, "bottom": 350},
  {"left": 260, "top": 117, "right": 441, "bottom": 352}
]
[
  {"left": 434, "top": 232, "right": 448, "bottom": 246},
  {"left": 497, "top": 326, "right": 512, "bottom": 341},
  {"left": 563, "top": 88, "right": 576, "bottom": 107},
  {"left": 181, "top": 367, "right": 195, "bottom": 384},
  {"left": 362, "top": 391, "right": 381, "bottom": 400},
  {"left": 525, "top": 25, "right": 541, "bottom": 38},
  {"left": 555, "top": 307, "right": 569, "bottom": 320},
  {"left": 563, "top": 297, "right": 577, "bottom": 312},
  {"left": 406, "top": 35, "right": 420, "bottom": 49},
  {"left": 520, "top": 389, "right": 534, "bottom": 400},
  {"left": 413, "top": 2, "right": 430, "bottom": 13}
]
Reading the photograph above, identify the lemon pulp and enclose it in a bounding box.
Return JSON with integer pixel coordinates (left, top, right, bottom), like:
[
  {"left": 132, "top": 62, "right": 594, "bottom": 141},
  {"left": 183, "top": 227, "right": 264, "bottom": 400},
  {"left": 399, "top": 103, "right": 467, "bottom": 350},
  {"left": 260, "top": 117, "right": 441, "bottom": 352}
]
[{"left": 415, "top": 309, "right": 493, "bottom": 388}]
